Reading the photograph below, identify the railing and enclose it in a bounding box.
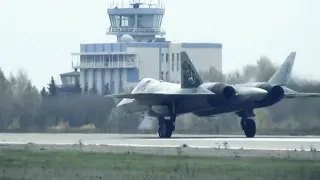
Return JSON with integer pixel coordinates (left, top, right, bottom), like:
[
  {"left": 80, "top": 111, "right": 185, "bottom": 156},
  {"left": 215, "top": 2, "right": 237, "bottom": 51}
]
[
  {"left": 71, "top": 52, "right": 139, "bottom": 69},
  {"left": 72, "top": 64, "right": 80, "bottom": 69},
  {"left": 108, "top": 0, "right": 165, "bottom": 9},
  {"left": 107, "top": 27, "right": 166, "bottom": 34},
  {"left": 72, "top": 60, "right": 80, "bottom": 69},
  {"left": 79, "top": 61, "right": 138, "bottom": 69}
]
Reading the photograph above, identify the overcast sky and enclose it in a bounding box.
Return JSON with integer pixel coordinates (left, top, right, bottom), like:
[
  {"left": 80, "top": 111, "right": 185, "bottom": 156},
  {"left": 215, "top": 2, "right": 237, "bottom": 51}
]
[{"left": 1, "top": 0, "right": 319, "bottom": 89}]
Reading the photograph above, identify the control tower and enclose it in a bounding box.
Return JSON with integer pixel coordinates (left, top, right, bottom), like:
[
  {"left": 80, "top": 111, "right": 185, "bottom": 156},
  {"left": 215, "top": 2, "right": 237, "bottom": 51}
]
[
  {"left": 68, "top": 0, "right": 222, "bottom": 95},
  {"left": 107, "top": 0, "right": 166, "bottom": 42}
]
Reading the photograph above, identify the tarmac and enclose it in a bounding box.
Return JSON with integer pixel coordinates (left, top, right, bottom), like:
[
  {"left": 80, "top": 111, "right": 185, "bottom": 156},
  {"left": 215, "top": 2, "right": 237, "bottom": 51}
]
[{"left": 1, "top": 133, "right": 320, "bottom": 160}]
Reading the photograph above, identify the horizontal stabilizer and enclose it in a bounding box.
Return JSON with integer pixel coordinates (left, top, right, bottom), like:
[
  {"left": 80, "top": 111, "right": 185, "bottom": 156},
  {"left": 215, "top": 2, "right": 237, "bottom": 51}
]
[{"left": 284, "top": 93, "right": 320, "bottom": 98}]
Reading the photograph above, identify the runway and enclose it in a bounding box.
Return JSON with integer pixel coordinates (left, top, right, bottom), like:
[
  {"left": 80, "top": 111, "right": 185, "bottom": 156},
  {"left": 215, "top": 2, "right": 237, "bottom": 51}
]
[{"left": 1, "top": 133, "right": 320, "bottom": 151}]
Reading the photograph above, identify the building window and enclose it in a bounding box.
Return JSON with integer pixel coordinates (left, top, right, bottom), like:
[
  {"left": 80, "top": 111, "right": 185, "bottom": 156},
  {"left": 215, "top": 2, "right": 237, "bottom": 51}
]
[
  {"left": 160, "top": 71, "right": 164, "bottom": 80},
  {"left": 104, "top": 61, "right": 109, "bottom": 67},
  {"left": 172, "top": 53, "right": 175, "bottom": 71},
  {"left": 165, "top": 71, "right": 169, "bottom": 80},
  {"left": 176, "top": 53, "right": 180, "bottom": 71},
  {"left": 161, "top": 53, "right": 164, "bottom": 63},
  {"left": 166, "top": 53, "right": 169, "bottom": 62}
]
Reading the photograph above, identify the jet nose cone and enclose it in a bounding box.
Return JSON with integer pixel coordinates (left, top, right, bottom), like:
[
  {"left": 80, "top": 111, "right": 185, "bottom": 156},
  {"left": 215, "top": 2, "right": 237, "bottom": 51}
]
[
  {"left": 117, "top": 98, "right": 133, "bottom": 107},
  {"left": 115, "top": 99, "right": 134, "bottom": 114}
]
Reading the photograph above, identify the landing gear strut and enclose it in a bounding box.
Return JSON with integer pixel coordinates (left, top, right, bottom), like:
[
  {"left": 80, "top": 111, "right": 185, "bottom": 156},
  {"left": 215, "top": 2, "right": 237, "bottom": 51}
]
[
  {"left": 237, "top": 110, "right": 256, "bottom": 138},
  {"left": 241, "top": 118, "right": 256, "bottom": 138},
  {"left": 158, "top": 116, "right": 175, "bottom": 138}
]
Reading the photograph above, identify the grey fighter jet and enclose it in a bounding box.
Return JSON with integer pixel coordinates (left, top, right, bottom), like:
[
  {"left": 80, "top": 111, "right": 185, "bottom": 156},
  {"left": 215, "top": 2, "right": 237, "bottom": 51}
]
[{"left": 106, "top": 51, "right": 320, "bottom": 138}]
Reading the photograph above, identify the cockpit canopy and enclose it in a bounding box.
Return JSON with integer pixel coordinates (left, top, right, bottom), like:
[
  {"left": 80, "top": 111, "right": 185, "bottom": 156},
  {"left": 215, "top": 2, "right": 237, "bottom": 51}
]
[{"left": 131, "top": 78, "right": 158, "bottom": 93}]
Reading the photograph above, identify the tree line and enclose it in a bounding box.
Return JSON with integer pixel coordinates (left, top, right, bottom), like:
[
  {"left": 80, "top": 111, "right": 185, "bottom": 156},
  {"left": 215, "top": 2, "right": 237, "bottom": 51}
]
[{"left": 0, "top": 56, "right": 320, "bottom": 135}]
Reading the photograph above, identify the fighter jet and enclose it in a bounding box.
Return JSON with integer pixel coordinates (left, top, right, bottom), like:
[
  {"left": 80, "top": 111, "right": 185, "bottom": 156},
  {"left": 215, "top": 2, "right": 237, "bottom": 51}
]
[{"left": 106, "top": 51, "right": 320, "bottom": 138}]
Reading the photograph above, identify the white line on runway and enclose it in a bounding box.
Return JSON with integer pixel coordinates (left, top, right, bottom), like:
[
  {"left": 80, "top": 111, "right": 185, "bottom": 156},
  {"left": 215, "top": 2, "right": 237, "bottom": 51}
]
[
  {"left": 153, "top": 138, "right": 320, "bottom": 142},
  {"left": 0, "top": 141, "right": 315, "bottom": 152}
]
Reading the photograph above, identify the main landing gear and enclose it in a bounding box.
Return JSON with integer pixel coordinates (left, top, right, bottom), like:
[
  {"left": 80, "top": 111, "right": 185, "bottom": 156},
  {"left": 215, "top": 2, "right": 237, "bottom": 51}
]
[
  {"left": 240, "top": 118, "right": 256, "bottom": 138},
  {"left": 158, "top": 116, "right": 175, "bottom": 138},
  {"left": 237, "top": 110, "right": 256, "bottom": 138}
]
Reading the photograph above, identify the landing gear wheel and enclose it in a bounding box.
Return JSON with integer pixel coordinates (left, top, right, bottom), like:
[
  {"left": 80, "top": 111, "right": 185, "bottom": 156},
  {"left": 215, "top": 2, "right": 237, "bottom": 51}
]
[
  {"left": 241, "top": 118, "right": 256, "bottom": 138},
  {"left": 158, "top": 118, "right": 174, "bottom": 138}
]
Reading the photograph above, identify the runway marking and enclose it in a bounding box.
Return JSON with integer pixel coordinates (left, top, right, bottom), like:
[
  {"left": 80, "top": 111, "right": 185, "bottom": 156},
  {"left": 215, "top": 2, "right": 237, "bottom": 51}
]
[
  {"left": 2, "top": 138, "right": 319, "bottom": 142},
  {"left": 103, "top": 143, "right": 313, "bottom": 151},
  {"left": 149, "top": 138, "right": 320, "bottom": 142},
  {"left": 0, "top": 141, "right": 316, "bottom": 152}
]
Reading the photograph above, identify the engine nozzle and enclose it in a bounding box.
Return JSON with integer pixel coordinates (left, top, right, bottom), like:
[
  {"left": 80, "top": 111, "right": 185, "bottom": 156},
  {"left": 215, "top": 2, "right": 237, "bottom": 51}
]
[
  {"left": 255, "top": 83, "right": 285, "bottom": 106},
  {"left": 208, "top": 83, "right": 236, "bottom": 99},
  {"left": 258, "top": 83, "right": 285, "bottom": 99}
]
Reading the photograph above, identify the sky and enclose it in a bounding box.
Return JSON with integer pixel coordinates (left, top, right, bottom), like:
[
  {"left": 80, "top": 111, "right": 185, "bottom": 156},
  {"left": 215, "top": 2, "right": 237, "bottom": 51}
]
[{"left": 0, "top": 0, "right": 320, "bottom": 89}]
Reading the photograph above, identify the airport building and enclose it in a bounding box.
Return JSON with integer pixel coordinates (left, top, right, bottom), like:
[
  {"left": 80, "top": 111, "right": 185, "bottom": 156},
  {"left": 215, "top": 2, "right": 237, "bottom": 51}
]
[{"left": 60, "top": 0, "right": 222, "bottom": 94}]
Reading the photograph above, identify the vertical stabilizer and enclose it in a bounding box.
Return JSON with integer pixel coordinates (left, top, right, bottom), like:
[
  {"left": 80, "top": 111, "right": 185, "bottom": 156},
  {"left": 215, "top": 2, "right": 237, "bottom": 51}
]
[
  {"left": 180, "top": 51, "right": 203, "bottom": 88},
  {"left": 268, "top": 52, "right": 296, "bottom": 85}
]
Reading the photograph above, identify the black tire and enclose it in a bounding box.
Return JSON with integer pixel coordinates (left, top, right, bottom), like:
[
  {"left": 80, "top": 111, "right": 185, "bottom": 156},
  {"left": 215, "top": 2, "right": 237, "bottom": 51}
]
[
  {"left": 158, "top": 120, "right": 173, "bottom": 138},
  {"left": 243, "top": 118, "right": 256, "bottom": 138}
]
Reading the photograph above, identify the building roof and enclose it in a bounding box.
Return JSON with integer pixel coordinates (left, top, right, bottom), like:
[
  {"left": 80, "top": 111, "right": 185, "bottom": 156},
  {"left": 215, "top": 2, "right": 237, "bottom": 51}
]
[{"left": 60, "top": 71, "right": 80, "bottom": 77}]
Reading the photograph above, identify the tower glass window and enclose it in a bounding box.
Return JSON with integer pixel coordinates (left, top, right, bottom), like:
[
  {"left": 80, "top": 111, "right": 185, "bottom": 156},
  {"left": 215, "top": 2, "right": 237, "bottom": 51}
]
[{"left": 121, "top": 16, "right": 129, "bottom": 27}]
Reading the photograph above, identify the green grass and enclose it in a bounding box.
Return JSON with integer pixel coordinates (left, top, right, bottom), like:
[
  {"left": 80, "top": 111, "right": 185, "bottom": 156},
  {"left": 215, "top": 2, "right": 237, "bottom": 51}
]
[{"left": 0, "top": 149, "right": 320, "bottom": 180}]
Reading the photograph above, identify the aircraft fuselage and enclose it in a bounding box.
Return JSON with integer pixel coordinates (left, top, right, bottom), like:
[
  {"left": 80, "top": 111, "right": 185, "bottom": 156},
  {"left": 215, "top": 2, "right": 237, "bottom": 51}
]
[{"left": 116, "top": 78, "right": 282, "bottom": 118}]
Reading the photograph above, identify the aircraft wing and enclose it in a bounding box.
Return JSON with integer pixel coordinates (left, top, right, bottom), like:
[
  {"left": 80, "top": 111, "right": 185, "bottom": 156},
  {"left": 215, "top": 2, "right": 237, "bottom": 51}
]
[
  {"left": 105, "top": 92, "right": 220, "bottom": 101},
  {"left": 104, "top": 92, "right": 233, "bottom": 105},
  {"left": 284, "top": 93, "right": 320, "bottom": 98},
  {"left": 105, "top": 86, "right": 270, "bottom": 104}
]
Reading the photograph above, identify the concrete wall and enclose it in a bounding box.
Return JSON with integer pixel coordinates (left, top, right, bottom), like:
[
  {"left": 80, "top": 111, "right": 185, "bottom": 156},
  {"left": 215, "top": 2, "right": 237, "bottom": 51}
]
[
  {"left": 126, "top": 46, "right": 160, "bottom": 81},
  {"left": 181, "top": 43, "right": 222, "bottom": 73},
  {"left": 157, "top": 43, "right": 222, "bottom": 84}
]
